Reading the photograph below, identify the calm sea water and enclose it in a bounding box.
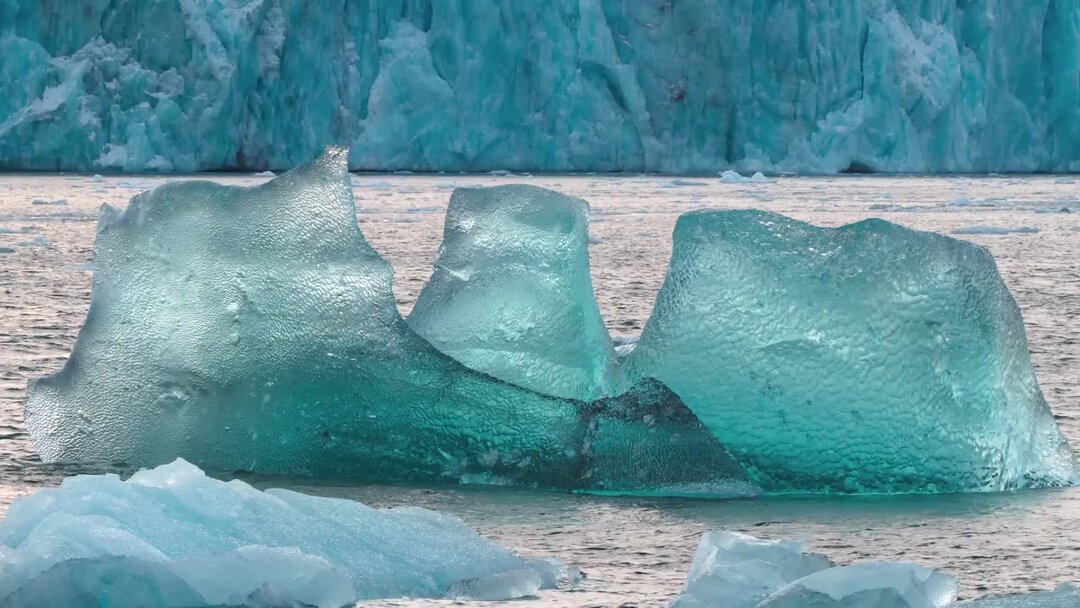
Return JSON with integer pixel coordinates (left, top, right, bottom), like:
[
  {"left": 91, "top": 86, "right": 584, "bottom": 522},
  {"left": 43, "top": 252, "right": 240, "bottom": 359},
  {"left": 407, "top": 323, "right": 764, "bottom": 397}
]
[{"left": 1, "top": 173, "right": 1078, "bottom": 606}]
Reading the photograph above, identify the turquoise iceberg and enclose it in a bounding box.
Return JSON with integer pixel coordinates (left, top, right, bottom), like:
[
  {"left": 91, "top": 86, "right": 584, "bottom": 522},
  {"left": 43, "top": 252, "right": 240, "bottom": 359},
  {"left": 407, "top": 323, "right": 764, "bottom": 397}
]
[
  {"left": 408, "top": 184, "right": 616, "bottom": 400},
  {"left": 622, "top": 210, "right": 1077, "bottom": 493},
  {"left": 0, "top": 459, "right": 572, "bottom": 606},
  {"left": 22, "top": 147, "right": 744, "bottom": 496}
]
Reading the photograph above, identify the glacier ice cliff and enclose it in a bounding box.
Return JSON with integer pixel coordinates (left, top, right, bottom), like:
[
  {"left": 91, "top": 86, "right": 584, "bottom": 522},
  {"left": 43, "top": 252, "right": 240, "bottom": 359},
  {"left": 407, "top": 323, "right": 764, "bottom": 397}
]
[
  {"left": 0, "top": 459, "right": 573, "bottom": 606},
  {"left": 1, "top": 1, "right": 1078, "bottom": 173},
  {"left": 22, "top": 147, "right": 746, "bottom": 496},
  {"left": 672, "top": 531, "right": 1080, "bottom": 608},
  {"left": 622, "top": 210, "right": 1077, "bottom": 493},
  {"left": 408, "top": 184, "right": 616, "bottom": 401}
]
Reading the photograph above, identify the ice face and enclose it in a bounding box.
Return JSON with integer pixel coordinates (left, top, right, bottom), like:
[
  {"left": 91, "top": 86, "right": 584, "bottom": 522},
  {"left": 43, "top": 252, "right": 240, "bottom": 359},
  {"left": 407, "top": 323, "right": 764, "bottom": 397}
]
[
  {"left": 622, "top": 210, "right": 1077, "bottom": 493},
  {"left": 1, "top": 2, "right": 1077, "bottom": 173},
  {"left": 408, "top": 185, "right": 616, "bottom": 400},
  {"left": 758, "top": 563, "right": 959, "bottom": 608},
  {"left": 669, "top": 531, "right": 833, "bottom": 608},
  {"left": 22, "top": 147, "right": 746, "bottom": 496},
  {"left": 0, "top": 459, "right": 564, "bottom": 606}
]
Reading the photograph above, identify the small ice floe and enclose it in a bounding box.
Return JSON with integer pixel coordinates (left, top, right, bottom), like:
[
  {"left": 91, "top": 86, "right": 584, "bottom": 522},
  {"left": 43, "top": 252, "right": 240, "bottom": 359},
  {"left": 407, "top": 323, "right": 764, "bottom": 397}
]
[
  {"left": 951, "top": 226, "right": 1040, "bottom": 235},
  {"left": 1034, "top": 206, "right": 1072, "bottom": 213},
  {"left": 91, "top": 174, "right": 105, "bottom": 182},
  {"left": 489, "top": 169, "right": 511, "bottom": 176},
  {"left": 17, "top": 236, "right": 51, "bottom": 248},
  {"left": 588, "top": 234, "right": 602, "bottom": 244},
  {"left": 255, "top": 170, "right": 275, "bottom": 177},
  {"left": 719, "top": 169, "right": 774, "bottom": 184},
  {"left": 31, "top": 198, "right": 67, "bottom": 206},
  {"left": 0, "top": 247, "right": 15, "bottom": 254}
]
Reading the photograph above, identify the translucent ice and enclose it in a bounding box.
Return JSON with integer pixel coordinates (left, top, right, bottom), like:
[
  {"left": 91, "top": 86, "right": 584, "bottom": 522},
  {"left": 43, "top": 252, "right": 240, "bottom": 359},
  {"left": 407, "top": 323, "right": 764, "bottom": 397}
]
[
  {"left": 669, "top": 531, "right": 833, "bottom": 608},
  {"left": 758, "top": 563, "right": 958, "bottom": 607},
  {"left": 951, "top": 226, "right": 1040, "bottom": 235},
  {"left": 23, "top": 148, "right": 745, "bottom": 495},
  {"left": 408, "top": 185, "right": 616, "bottom": 400},
  {"left": 623, "top": 210, "right": 1076, "bottom": 493},
  {"left": 0, "top": 459, "right": 562, "bottom": 606},
  {"left": 1, "top": 2, "right": 1077, "bottom": 173}
]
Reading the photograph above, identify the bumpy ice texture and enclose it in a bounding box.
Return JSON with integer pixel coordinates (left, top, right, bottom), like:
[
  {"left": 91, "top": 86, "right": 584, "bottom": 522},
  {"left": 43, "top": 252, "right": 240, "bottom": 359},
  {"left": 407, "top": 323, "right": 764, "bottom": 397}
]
[
  {"left": 623, "top": 210, "right": 1077, "bottom": 493},
  {"left": 669, "top": 531, "right": 833, "bottom": 608},
  {"left": 0, "top": 459, "right": 567, "bottom": 606},
  {"left": 2, "top": 1, "right": 1077, "bottom": 173},
  {"left": 23, "top": 147, "right": 746, "bottom": 495},
  {"left": 408, "top": 185, "right": 616, "bottom": 400}
]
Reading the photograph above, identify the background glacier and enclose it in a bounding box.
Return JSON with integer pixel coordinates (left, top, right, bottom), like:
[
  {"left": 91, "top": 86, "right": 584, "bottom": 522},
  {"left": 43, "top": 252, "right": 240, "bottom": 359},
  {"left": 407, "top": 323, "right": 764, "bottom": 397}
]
[{"left": 1, "top": 0, "right": 1077, "bottom": 173}]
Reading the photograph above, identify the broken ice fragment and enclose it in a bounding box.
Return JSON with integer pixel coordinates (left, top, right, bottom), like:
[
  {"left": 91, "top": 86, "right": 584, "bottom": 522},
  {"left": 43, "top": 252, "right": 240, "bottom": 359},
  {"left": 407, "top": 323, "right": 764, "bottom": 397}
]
[
  {"left": 408, "top": 184, "right": 616, "bottom": 400},
  {"left": 0, "top": 459, "right": 561, "bottom": 606},
  {"left": 623, "top": 210, "right": 1076, "bottom": 493}
]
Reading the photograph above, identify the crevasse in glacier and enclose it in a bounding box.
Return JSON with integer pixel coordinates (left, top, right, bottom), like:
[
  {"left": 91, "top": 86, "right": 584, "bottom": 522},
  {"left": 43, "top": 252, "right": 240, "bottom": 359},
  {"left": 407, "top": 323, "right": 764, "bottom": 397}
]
[
  {"left": 621, "top": 210, "right": 1077, "bottom": 493},
  {"left": 0, "top": 459, "right": 572, "bottom": 606},
  {"left": 22, "top": 147, "right": 747, "bottom": 496},
  {"left": 408, "top": 184, "right": 616, "bottom": 401},
  {"left": 1, "top": 1, "right": 1077, "bottom": 173}
]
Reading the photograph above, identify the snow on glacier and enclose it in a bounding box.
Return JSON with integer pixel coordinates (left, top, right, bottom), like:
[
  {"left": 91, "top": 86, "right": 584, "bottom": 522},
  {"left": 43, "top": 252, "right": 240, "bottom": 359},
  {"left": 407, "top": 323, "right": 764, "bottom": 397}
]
[
  {"left": 1, "top": 1, "right": 1077, "bottom": 173},
  {"left": 0, "top": 459, "right": 568, "bottom": 606}
]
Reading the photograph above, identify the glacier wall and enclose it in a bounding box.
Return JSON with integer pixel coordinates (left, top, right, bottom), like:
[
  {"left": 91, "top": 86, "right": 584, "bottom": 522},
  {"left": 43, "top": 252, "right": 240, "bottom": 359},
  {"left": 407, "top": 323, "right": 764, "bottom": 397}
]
[{"left": 1, "top": 0, "right": 1077, "bottom": 173}]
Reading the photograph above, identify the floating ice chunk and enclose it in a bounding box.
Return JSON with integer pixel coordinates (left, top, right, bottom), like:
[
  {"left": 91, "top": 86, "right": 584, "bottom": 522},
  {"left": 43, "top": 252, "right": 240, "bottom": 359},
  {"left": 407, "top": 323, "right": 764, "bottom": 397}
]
[
  {"left": 0, "top": 247, "right": 15, "bottom": 254},
  {"left": 719, "top": 170, "right": 774, "bottom": 184},
  {"left": 489, "top": 169, "right": 511, "bottom": 176},
  {"left": 758, "top": 562, "right": 958, "bottom": 608},
  {"left": 24, "top": 148, "right": 746, "bottom": 496},
  {"left": 612, "top": 335, "right": 640, "bottom": 357},
  {"left": 447, "top": 569, "right": 543, "bottom": 600},
  {"left": 16, "top": 236, "right": 50, "bottom": 247},
  {"left": 623, "top": 210, "right": 1076, "bottom": 492},
  {"left": 408, "top": 185, "right": 616, "bottom": 400},
  {"left": 951, "top": 226, "right": 1040, "bottom": 235},
  {"left": 962, "top": 583, "right": 1080, "bottom": 607},
  {"left": 91, "top": 174, "right": 105, "bottom": 182},
  {"left": 30, "top": 198, "right": 66, "bottom": 205},
  {"left": 0, "top": 459, "right": 561, "bottom": 606},
  {"left": 670, "top": 531, "right": 833, "bottom": 608},
  {"left": 254, "top": 170, "right": 275, "bottom": 177}
]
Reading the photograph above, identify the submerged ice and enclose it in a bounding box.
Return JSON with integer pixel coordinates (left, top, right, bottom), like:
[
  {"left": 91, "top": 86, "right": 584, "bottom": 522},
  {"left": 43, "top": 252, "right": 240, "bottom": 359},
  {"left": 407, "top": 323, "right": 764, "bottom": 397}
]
[
  {"left": 0, "top": 459, "right": 567, "bottom": 606},
  {"left": 23, "top": 147, "right": 744, "bottom": 496},
  {"left": 1, "top": 1, "right": 1078, "bottom": 173},
  {"left": 621, "top": 210, "right": 1076, "bottom": 493}
]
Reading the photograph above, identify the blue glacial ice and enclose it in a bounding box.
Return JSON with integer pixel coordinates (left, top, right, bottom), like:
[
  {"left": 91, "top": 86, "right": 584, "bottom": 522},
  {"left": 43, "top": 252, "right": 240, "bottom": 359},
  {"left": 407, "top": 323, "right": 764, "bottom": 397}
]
[
  {"left": 621, "top": 210, "right": 1077, "bottom": 493},
  {"left": 672, "top": 531, "right": 1080, "bottom": 608},
  {"left": 0, "top": 459, "right": 572, "bottom": 606},
  {"left": 1, "top": 1, "right": 1078, "bottom": 173},
  {"left": 23, "top": 147, "right": 747, "bottom": 496},
  {"left": 408, "top": 184, "right": 616, "bottom": 400}
]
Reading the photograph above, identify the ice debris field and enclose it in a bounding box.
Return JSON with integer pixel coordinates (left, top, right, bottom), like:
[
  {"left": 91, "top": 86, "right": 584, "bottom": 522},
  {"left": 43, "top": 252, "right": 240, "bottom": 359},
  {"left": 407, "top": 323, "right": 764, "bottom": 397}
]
[
  {"left": 1, "top": 1, "right": 1078, "bottom": 174},
  {"left": 0, "top": 460, "right": 1075, "bottom": 607},
  {"left": 21, "top": 148, "right": 1078, "bottom": 497}
]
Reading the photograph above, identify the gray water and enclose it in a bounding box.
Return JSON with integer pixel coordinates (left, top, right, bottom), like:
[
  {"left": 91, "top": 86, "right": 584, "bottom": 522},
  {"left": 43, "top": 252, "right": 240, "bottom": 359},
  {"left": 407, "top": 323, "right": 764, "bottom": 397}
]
[{"left": 1, "top": 173, "right": 1078, "bottom": 606}]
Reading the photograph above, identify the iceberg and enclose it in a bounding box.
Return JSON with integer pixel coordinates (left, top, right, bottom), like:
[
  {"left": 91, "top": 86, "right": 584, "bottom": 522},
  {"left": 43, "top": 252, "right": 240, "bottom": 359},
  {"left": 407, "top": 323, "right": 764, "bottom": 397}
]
[
  {"left": 23, "top": 147, "right": 746, "bottom": 496},
  {"left": 622, "top": 210, "right": 1076, "bottom": 493},
  {"left": 0, "top": 459, "right": 569, "bottom": 606},
  {"left": 1, "top": 2, "right": 1077, "bottom": 173},
  {"left": 951, "top": 226, "right": 1041, "bottom": 236},
  {"left": 669, "top": 531, "right": 833, "bottom": 608},
  {"left": 408, "top": 184, "right": 616, "bottom": 400},
  {"left": 672, "top": 531, "right": 1080, "bottom": 608}
]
